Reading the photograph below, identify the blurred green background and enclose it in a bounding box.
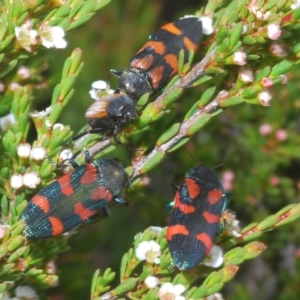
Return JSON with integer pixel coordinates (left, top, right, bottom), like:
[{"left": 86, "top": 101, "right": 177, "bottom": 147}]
[{"left": 33, "top": 0, "right": 300, "bottom": 299}]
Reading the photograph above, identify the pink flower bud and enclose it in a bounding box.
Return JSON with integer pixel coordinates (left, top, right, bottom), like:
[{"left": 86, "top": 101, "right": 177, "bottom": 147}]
[
  {"left": 259, "top": 124, "right": 273, "bottom": 135},
  {"left": 261, "top": 77, "right": 273, "bottom": 88},
  {"left": 270, "top": 43, "right": 287, "bottom": 57},
  {"left": 17, "top": 66, "right": 31, "bottom": 79},
  {"left": 270, "top": 176, "right": 280, "bottom": 186},
  {"left": 267, "top": 23, "right": 282, "bottom": 40},
  {"left": 259, "top": 90, "right": 272, "bottom": 106},
  {"left": 233, "top": 51, "right": 247, "bottom": 66},
  {"left": 222, "top": 170, "right": 235, "bottom": 191},
  {"left": 276, "top": 129, "right": 287, "bottom": 141},
  {"left": 239, "top": 69, "right": 254, "bottom": 83}
]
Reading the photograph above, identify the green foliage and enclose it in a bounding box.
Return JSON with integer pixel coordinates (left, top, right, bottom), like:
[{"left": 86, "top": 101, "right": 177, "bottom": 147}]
[{"left": 0, "top": 0, "right": 300, "bottom": 299}]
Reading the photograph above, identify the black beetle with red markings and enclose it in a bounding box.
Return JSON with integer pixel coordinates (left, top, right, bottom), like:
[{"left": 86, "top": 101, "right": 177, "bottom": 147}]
[
  {"left": 75, "top": 17, "right": 203, "bottom": 140},
  {"left": 167, "top": 166, "right": 227, "bottom": 270}
]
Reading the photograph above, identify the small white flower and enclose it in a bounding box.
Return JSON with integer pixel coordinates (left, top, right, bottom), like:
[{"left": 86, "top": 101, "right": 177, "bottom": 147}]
[
  {"left": 206, "top": 293, "right": 224, "bottom": 300},
  {"left": 31, "top": 146, "right": 46, "bottom": 161},
  {"left": 239, "top": 69, "right": 254, "bottom": 83},
  {"left": 39, "top": 25, "right": 67, "bottom": 49},
  {"left": 17, "top": 143, "right": 32, "bottom": 158},
  {"left": 89, "top": 88, "right": 100, "bottom": 100},
  {"left": 15, "top": 23, "right": 37, "bottom": 52},
  {"left": 15, "top": 285, "right": 38, "bottom": 299},
  {"left": 291, "top": 0, "right": 300, "bottom": 9},
  {"left": 145, "top": 276, "right": 159, "bottom": 289},
  {"left": 222, "top": 210, "right": 242, "bottom": 238},
  {"left": 89, "top": 80, "right": 114, "bottom": 100},
  {"left": 17, "top": 66, "right": 31, "bottom": 79},
  {"left": 8, "top": 82, "right": 21, "bottom": 92},
  {"left": 158, "top": 283, "right": 185, "bottom": 300},
  {"left": 29, "top": 106, "right": 51, "bottom": 118},
  {"left": 92, "top": 80, "right": 108, "bottom": 90},
  {"left": 203, "top": 245, "right": 224, "bottom": 268},
  {"left": 200, "top": 16, "right": 214, "bottom": 35},
  {"left": 233, "top": 51, "right": 247, "bottom": 66},
  {"left": 23, "top": 172, "right": 41, "bottom": 189},
  {"left": 59, "top": 149, "right": 73, "bottom": 161},
  {"left": 259, "top": 90, "right": 272, "bottom": 106},
  {"left": 136, "top": 240, "right": 161, "bottom": 264},
  {"left": 267, "top": 23, "right": 281, "bottom": 40},
  {"left": 269, "top": 43, "right": 287, "bottom": 58},
  {"left": 10, "top": 174, "right": 24, "bottom": 189},
  {"left": 249, "top": 5, "right": 271, "bottom": 20}
]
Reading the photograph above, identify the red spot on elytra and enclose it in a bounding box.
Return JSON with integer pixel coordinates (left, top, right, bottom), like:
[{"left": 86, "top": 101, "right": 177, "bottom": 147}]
[
  {"left": 203, "top": 211, "right": 220, "bottom": 223},
  {"left": 161, "top": 23, "right": 182, "bottom": 35},
  {"left": 80, "top": 164, "right": 98, "bottom": 185},
  {"left": 196, "top": 232, "right": 213, "bottom": 254},
  {"left": 74, "top": 202, "right": 95, "bottom": 220},
  {"left": 49, "top": 216, "right": 64, "bottom": 236},
  {"left": 207, "top": 189, "right": 222, "bottom": 205},
  {"left": 167, "top": 224, "right": 189, "bottom": 241},
  {"left": 174, "top": 187, "right": 195, "bottom": 214},
  {"left": 183, "top": 36, "right": 198, "bottom": 51},
  {"left": 31, "top": 194, "right": 50, "bottom": 213},
  {"left": 131, "top": 55, "right": 154, "bottom": 70},
  {"left": 185, "top": 178, "right": 201, "bottom": 199},
  {"left": 164, "top": 53, "right": 178, "bottom": 74},
  {"left": 177, "top": 203, "right": 195, "bottom": 214},
  {"left": 58, "top": 173, "right": 74, "bottom": 196},
  {"left": 150, "top": 65, "right": 165, "bottom": 89},
  {"left": 91, "top": 186, "right": 113, "bottom": 201},
  {"left": 142, "top": 41, "right": 166, "bottom": 55}
]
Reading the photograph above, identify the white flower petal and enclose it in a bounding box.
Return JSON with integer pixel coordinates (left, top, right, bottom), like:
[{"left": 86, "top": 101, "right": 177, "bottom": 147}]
[
  {"left": 15, "top": 285, "right": 38, "bottom": 299},
  {"left": 17, "top": 143, "right": 31, "bottom": 158},
  {"left": 203, "top": 245, "right": 224, "bottom": 268},
  {"left": 10, "top": 174, "right": 24, "bottom": 189},
  {"left": 144, "top": 276, "right": 159, "bottom": 288},
  {"left": 31, "top": 146, "right": 46, "bottom": 161},
  {"left": 201, "top": 16, "right": 214, "bottom": 35},
  {"left": 0, "top": 112, "right": 15, "bottom": 131}
]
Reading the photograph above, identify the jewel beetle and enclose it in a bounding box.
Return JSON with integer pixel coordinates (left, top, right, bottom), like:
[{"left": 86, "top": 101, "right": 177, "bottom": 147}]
[
  {"left": 75, "top": 16, "right": 203, "bottom": 140},
  {"left": 20, "top": 151, "right": 128, "bottom": 239},
  {"left": 166, "top": 166, "right": 227, "bottom": 270}
]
